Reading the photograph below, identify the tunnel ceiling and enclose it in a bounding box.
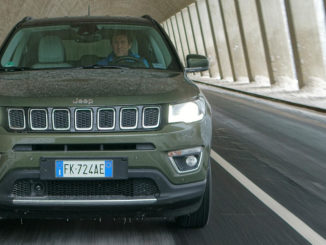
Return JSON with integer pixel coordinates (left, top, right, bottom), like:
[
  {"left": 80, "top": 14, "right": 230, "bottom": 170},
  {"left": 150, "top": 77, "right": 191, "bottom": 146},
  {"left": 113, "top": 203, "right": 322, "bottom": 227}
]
[
  {"left": 0, "top": 0, "right": 196, "bottom": 43},
  {"left": 91, "top": 0, "right": 196, "bottom": 22},
  {"left": 2, "top": 0, "right": 195, "bottom": 23},
  {"left": 0, "top": 0, "right": 195, "bottom": 45}
]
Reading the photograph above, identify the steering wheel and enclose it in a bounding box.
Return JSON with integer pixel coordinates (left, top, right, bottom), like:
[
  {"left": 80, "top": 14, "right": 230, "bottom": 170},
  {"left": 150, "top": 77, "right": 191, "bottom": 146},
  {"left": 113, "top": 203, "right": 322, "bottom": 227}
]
[{"left": 111, "top": 56, "right": 146, "bottom": 68}]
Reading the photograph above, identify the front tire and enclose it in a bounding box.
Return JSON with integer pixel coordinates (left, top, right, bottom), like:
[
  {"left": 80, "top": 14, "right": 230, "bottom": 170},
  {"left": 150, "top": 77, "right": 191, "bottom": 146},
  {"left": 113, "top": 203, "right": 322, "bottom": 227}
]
[{"left": 176, "top": 165, "right": 211, "bottom": 228}]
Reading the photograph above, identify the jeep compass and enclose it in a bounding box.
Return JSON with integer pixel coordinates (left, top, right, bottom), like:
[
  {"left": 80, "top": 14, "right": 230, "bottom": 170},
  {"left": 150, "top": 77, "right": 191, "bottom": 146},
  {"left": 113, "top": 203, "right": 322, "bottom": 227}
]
[{"left": 0, "top": 16, "right": 212, "bottom": 228}]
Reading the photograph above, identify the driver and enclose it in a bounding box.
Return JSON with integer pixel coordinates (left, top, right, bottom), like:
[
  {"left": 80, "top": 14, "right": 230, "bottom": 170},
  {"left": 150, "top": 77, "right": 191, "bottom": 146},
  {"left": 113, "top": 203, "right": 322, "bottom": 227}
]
[{"left": 97, "top": 30, "right": 149, "bottom": 67}]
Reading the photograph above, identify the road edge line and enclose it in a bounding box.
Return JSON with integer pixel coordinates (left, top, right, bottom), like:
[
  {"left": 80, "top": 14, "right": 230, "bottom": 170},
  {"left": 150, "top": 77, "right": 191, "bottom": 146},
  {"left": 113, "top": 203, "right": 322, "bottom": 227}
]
[{"left": 210, "top": 149, "right": 326, "bottom": 245}]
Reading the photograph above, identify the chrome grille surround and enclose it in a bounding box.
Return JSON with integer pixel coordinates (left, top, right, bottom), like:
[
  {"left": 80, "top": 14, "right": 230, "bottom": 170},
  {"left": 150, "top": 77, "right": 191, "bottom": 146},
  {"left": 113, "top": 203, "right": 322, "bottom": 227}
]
[
  {"left": 7, "top": 106, "right": 160, "bottom": 132},
  {"left": 97, "top": 108, "right": 115, "bottom": 130},
  {"left": 75, "top": 108, "right": 93, "bottom": 131},
  {"left": 29, "top": 109, "right": 48, "bottom": 130},
  {"left": 8, "top": 108, "right": 26, "bottom": 130},
  {"left": 120, "top": 108, "right": 138, "bottom": 130},
  {"left": 52, "top": 109, "right": 70, "bottom": 131},
  {"left": 143, "top": 107, "right": 160, "bottom": 129}
]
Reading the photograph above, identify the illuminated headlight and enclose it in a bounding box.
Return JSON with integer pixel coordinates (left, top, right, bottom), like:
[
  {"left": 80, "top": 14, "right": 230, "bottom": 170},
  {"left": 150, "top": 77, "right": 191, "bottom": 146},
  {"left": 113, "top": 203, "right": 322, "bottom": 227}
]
[{"left": 168, "top": 98, "right": 205, "bottom": 123}]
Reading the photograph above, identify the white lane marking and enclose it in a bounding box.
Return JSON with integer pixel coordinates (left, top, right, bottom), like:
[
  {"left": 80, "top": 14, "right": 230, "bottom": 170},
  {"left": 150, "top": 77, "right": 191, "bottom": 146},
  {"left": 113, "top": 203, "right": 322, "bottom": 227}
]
[{"left": 210, "top": 150, "right": 326, "bottom": 245}]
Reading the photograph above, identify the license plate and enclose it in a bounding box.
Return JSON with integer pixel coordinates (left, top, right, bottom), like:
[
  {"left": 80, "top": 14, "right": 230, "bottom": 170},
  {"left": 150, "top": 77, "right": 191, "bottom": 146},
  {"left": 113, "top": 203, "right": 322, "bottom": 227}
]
[{"left": 55, "top": 160, "right": 113, "bottom": 178}]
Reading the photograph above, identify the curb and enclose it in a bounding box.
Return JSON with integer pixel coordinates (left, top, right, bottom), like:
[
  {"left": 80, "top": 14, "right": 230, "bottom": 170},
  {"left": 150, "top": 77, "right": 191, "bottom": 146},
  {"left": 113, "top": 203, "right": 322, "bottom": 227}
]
[{"left": 195, "top": 80, "right": 326, "bottom": 114}]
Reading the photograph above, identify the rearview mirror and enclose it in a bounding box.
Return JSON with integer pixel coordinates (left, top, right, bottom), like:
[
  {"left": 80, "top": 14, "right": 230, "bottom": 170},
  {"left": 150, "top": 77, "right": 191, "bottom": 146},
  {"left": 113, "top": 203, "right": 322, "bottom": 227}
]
[{"left": 185, "top": 54, "right": 209, "bottom": 72}]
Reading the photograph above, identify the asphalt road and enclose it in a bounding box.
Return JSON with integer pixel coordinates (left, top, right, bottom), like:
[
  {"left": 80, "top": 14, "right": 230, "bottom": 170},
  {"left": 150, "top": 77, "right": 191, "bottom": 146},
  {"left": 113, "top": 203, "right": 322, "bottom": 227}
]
[{"left": 0, "top": 85, "right": 325, "bottom": 245}]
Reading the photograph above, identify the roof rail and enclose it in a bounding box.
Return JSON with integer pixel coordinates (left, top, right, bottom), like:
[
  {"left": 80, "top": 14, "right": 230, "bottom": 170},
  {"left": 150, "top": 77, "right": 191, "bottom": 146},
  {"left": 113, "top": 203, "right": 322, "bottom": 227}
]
[
  {"left": 141, "top": 15, "right": 161, "bottom": 27},
  {"left": 141, "top": 15, "right": 155, "bottom": 22},
  {"left": 141, "top": 15, "right": 152, "bottom": 19},
  {"left": 15, "top": 16, "right": 32, "bottom": 29},
  {"left": 21, "top": 16, "right": 33, "bottom": 22}
]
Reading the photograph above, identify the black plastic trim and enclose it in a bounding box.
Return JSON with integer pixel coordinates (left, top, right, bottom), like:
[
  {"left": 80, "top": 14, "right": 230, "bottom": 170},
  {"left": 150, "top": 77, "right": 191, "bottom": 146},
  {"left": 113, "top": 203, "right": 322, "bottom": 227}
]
[
  {"left": 0, "top": 168, "right": 206, "bottom": 218},
  {"left": 13, "top": 143, "right": 156, "bottom": 152}
]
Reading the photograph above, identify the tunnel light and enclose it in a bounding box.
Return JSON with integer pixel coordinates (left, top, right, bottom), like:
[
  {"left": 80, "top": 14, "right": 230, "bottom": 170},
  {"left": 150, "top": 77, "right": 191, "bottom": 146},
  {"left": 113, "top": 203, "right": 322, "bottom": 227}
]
[{"left": 168, "top": 98, "right": 205, "bottom": 123}]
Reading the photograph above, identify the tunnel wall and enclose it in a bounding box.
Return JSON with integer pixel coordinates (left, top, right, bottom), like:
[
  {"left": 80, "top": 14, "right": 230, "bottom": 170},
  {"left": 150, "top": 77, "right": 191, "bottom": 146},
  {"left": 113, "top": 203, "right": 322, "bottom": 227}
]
[{"left": 162, "top": 0, "right": 326, "bottom": 92}]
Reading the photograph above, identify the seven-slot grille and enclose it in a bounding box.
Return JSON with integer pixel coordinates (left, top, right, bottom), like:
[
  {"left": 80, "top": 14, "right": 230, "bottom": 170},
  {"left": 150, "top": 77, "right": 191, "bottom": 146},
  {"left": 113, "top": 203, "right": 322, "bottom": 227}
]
[{"left": 7, "top": 106, "right": 160, "bottom": 131}]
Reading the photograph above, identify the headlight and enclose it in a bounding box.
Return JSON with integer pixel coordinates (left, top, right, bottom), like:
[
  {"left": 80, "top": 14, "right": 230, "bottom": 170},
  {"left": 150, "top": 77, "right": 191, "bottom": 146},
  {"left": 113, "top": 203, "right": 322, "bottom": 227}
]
[{"left": 168, "top": 98, "right": 205, "bottom": 123}]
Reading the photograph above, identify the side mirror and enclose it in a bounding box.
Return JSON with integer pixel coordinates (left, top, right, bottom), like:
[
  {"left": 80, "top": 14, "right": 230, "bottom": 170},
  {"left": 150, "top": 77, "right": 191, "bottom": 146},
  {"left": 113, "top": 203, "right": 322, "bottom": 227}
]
[{"left": 185, "top": 54, "right": 209, "bottom": 73}]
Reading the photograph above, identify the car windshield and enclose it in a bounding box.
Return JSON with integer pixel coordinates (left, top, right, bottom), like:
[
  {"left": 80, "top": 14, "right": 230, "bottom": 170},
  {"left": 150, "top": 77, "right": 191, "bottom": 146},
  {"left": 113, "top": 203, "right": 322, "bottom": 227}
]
[{"left": 0, "top": 23, "right": 181, "bottom": 71}]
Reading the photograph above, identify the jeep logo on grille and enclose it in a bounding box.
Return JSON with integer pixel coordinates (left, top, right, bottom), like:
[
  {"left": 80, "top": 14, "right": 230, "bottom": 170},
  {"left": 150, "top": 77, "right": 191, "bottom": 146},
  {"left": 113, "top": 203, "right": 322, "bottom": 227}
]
[{"left": 73, "top": 98, "right": 94, "bottom": 105}]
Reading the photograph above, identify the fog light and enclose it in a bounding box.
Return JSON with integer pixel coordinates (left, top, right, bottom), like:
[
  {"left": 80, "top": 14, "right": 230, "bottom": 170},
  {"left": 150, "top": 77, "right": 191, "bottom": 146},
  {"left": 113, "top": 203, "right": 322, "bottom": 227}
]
[
  {"left": 186, "top": 155, "right": 197, "bottom": 167},
  {"left": 168, "top": 147, "right": 203, "bottom": 173}
]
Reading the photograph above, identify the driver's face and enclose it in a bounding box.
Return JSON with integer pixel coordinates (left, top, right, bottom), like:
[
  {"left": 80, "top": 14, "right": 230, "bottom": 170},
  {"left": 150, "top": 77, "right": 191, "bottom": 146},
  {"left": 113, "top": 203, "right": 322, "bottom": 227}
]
[{"left": 112, "top": 35, "right": 131, "bottom": 57}]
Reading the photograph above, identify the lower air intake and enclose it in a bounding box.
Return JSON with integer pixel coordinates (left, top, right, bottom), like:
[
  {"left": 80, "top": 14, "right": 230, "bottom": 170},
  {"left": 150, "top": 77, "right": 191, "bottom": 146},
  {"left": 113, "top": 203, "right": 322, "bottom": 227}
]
[{"left": 12, "top": 178, "right": 160, "bottom": 198}]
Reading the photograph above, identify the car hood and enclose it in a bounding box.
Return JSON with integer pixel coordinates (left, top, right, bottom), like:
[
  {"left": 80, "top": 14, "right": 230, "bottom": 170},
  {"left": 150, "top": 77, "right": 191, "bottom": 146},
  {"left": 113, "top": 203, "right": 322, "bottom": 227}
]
[{"left": 0, "top": 69, "right": 199, "bottom": 106}]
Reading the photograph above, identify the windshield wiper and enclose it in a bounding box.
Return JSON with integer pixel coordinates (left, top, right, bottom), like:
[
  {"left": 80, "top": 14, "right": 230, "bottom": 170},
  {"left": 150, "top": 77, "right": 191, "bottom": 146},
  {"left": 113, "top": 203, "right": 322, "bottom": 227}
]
[
  {"left": 81, "top": 65, "right": 129, "bottom": 70},
  {"left": 0, "top": 66, "right": 32, "bottom": 72}
]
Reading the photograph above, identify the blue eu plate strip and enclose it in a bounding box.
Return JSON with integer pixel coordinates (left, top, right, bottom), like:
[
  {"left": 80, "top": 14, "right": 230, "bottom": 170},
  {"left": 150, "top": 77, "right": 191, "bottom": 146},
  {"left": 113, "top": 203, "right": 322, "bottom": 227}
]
[
  {"left": 105, "top": 160, "right": 113, "bottom": 177},
  {"left": 56, "top": 160, "right": 64, "bottom": 177}
]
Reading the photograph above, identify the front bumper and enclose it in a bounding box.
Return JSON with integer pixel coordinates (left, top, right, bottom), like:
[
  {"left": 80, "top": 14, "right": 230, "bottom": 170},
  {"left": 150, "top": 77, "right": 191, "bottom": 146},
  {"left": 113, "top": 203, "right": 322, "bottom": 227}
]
[{"left": 0, "top": 168, "right": 207, "bottom": 219}]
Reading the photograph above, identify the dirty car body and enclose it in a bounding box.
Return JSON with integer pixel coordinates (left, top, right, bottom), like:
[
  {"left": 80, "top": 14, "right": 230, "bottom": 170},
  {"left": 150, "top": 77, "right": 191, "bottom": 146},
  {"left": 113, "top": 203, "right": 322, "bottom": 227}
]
[{"left": 0, "top": 16, "right": 212, "bottom": 227}]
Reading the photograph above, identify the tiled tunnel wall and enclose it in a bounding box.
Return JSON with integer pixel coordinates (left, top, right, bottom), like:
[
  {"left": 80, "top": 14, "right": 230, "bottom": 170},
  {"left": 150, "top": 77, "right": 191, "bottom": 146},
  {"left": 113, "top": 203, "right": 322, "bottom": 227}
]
[{"left": 162, "top": 0, "right": 326, "bottom": 92}]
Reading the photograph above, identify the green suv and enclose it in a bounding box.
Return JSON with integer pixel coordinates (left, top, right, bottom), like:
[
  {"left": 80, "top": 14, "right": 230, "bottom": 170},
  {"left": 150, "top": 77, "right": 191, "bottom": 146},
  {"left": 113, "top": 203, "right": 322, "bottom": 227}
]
[{"left": 0, "top": 16, "right": 212, "bottom": 228}]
